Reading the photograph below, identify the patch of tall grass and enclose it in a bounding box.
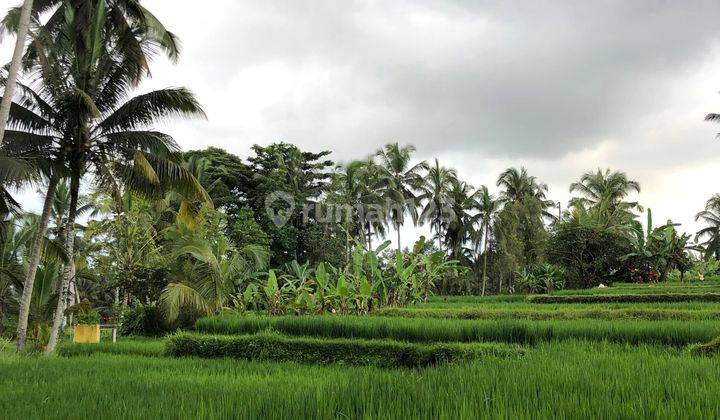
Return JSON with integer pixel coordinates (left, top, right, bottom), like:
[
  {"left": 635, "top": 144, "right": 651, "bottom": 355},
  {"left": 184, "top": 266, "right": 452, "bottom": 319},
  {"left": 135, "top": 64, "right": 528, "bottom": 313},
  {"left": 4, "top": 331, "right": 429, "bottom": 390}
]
[
  {"left": 196, "top": 314, "right": 720, "bottom": 346},
  {"left": 527, "top": 293, "right": 720, "bottom": 304},
  {"left": 167, "top": 331, "right": 523, "bottom": 368},
  {"left": 375, "top": 307, "right": 720, "bottom": 321},
  {"left": 2, "top": 341, "right": 720, "bottom": 418},
  {"left": 58, "top": 338, "right": 165, "bottom": 358}
]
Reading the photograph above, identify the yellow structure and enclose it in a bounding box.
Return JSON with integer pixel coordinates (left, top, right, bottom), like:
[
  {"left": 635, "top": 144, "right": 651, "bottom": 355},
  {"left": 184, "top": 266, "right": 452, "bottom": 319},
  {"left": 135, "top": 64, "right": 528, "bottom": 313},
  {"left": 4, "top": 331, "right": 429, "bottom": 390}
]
[{"left": 73, "top": 324, "right": 100, "bottom": 343}]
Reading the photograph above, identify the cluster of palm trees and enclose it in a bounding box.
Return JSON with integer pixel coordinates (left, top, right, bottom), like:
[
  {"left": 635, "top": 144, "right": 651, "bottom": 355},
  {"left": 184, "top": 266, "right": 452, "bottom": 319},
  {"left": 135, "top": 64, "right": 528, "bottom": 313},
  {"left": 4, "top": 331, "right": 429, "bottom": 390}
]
[
  {"left": 332, "top": 146, "right": 560, "bottom": 294},
  {"left": 0, "top": 0, "right": 207, "bottom": 353}
]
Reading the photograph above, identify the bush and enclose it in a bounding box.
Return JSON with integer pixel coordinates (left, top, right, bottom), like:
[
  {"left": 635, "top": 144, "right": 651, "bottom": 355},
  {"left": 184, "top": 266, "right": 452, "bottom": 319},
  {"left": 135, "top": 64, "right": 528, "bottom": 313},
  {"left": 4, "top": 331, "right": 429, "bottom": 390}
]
[
  {"left": 166, "top": 331, "right": 523, "bottom": 368},
  {"left": 526, "top": 293, "right": 720, "bottom": 304},
  {"left": 547, "top": 224, "right": 631, "bottom": 288},
  {"left": 119, "top": 303, "right": 170, "bottom": 336},
  {"left": 75, "top": 311, "right": 101, "bottom": 325},
  {"left": 515, "top": 264, "right": 566, "bottom": 294}
]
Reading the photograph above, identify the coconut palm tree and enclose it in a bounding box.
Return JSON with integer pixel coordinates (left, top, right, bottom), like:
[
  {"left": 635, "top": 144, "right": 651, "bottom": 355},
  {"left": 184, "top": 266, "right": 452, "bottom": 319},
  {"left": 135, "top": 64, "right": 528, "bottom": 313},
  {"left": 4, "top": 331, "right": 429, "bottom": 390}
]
[
  {"left": 474, "top": 185, "right": 503, "bottom": 295},
  {"left": 696, "top": 194, "right": 720, "bottom": 260},
  {"left": 3, "top": 0, "right": 186, "bottom": 352},
  {"left": 442, "top": 179, "right": 478, "bottom": 260},
  {"left": 3, "top": 7, "right": 206, "bottom": 353},
  {"left": 497, "top": 166, "right": 555, "bottom": 219},
  {"left": 375, "top": 143, "right": 428, "bottom": 251},
  {"left": 569, "top": 168, "right": 641, "bottom": 225},
  {"left": 418, "top": 159, "right": 457, "bottom": 252}
]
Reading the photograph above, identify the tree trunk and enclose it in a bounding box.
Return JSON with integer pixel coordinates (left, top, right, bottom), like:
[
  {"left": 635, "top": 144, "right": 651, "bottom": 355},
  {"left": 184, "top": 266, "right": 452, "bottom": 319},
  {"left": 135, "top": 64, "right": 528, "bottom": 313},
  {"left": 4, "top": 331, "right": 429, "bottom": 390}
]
[
  {"left": 366, "top": 224, "right": 372, "bottom": 251},
  {"left": 396, "top": 223, "right": 401, "bottom": 252},
  {"left": 481, "top": 222, "right": 489, "bottom": 296},
  {"left": 0, "top": 0, "right": 34, "bottom": 144},
  {"left": 344, "top": 227, "right": 351, "bottom": 268},
  {"left": 16, "top": 176, "right": 58, "bottom": 351},
  {"left": 45, "top": 175, "right": 79, "bottom": 355}
]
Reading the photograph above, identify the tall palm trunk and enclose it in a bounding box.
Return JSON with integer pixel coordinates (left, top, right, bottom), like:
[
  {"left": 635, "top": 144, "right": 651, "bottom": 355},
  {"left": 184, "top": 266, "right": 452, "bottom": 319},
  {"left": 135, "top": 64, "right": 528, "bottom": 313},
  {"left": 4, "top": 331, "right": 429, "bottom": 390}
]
[
  {"left": 396, "top": 221, "right": 401, "bottom": 252},
  {"left": 16, "top": 176, "right": 58, "bottom": 351},
  {"left": 0, "top": 0, "right": 34, "bottom": 144},
  {"left": 45, "top": 175, "right": 79, "bottom": 354},
  {"left": 366, "top": 223, "right": 372, "bottom": 251},
  {"left": 481, "top": 221, "right": 489, "bottom": 296}
]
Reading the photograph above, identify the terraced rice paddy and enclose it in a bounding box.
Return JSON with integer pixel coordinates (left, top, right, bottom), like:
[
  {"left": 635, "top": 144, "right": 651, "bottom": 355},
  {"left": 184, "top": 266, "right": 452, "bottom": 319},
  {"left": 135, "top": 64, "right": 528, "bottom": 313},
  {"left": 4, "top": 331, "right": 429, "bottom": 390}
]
[{"left": 4, "top": 280, "right": 720, "bottom": 419}]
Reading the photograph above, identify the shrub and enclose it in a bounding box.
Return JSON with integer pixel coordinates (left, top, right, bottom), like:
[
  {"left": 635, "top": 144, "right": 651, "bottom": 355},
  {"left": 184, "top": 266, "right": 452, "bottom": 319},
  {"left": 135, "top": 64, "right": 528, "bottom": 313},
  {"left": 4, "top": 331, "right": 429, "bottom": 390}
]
[
  {"left": 75, "top": 311, "right": 101, "bottom": 325},
  {"left": 120, "top": 303, "right": 169, "bottom": 336},
  {"left": 547, "top": 224, "right": 631, "bottom": 288},
  {"left": 526, "top": 293, "right": 720, "bottom": 304},
  {"left": 515, "top": 264, "right": 566, "bottom": 294},
  {"left": 166, "top": 331, "right": 523, "bottom": 368}
]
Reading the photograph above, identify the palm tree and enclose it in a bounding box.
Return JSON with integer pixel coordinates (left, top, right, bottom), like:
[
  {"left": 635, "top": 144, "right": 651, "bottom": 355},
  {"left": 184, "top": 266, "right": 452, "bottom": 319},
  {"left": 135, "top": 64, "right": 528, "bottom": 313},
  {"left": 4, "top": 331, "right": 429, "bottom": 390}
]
[
  {"left": 0, "top": 0, "right": 33, "bottom": 145},
  {"left": 474, "top": 185, "right": 503, "bottom": 295},
  {"left": 375, "top": 143, "right": 428, "bottom": 251},
  {"left": 418, "top": 159, "right": 457, "bottom": 252},
  {"left": 332, "top": 159, "right": 390, "bottom": 252},
  {"left": 569, "top": 168, "right": 641, "bottom": 225},
  {"left": 442, "top": 179, "right": 478, "bottom": 260},
  {"left": 696, "top": 194, "right": 720, "bottom": 260},
  {"left": 3, "top": 0, "right": 186, "bottom": 352},
  {"left": 159, "top": 221, "right": 268, "bottom": 321},
  {"left": 497, "top": 167, "right": 555, "bottom": 219},
  {"left": 3, "top": 7, "right": 207, "bottom": 354}
]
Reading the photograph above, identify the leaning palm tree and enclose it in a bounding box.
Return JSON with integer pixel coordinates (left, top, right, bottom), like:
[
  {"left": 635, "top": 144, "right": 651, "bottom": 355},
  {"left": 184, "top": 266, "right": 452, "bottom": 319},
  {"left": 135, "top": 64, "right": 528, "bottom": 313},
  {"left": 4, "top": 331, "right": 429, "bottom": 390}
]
[
  {"left": 4, "top": 6, "right": 207, "bottom": 353},
  {"left": 418, "top": 159, "right": 458, "bottom": 252},
  {"left": 696, "top": 194, "right": 720, "bottom": 260},
  {"left": 375, "top": 143, "right": 428, "bottom": 250},
  {"left": 474, "top": 185, "right": 503, "bottom": 295}
]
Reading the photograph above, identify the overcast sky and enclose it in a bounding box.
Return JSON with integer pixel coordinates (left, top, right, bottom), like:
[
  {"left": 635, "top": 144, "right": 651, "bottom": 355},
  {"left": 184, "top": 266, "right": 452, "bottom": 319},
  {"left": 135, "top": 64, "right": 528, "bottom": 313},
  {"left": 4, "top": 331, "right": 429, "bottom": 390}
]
[{"left": 3, "top": 0, "right": 720, "bottom": 243}]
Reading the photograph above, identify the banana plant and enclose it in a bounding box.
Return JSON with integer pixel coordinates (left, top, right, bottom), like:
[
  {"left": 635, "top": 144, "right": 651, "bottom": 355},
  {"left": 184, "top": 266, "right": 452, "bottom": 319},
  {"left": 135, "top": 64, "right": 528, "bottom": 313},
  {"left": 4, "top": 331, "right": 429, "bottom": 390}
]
[{"left": 262, "top": 270, "right": 286, "bottom": 315}]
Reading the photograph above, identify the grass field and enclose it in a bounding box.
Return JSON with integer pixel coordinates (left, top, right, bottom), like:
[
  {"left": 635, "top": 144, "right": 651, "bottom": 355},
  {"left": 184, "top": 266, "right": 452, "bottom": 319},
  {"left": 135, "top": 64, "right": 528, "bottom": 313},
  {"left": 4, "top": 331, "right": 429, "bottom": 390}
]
[
  {"left": 2, "top": 340, "right": 720, "bottom": 418},
  {"left": 4, "top": 281, "right": 720, "bottom": 419}
]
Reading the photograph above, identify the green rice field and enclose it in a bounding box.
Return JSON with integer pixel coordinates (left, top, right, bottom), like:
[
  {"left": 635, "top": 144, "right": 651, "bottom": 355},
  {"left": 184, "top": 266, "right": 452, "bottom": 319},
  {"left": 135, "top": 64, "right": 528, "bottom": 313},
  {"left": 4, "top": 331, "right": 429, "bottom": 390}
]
[{"left": 3, "top": 282, "right": 720, "bottom": 419}]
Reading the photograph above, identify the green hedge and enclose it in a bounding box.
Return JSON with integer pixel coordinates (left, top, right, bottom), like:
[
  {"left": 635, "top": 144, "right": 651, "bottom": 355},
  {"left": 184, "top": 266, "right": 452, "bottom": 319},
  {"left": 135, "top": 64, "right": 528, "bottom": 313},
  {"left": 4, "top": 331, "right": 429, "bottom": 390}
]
[
  {"left": 527, "top": 293, "right": 720, "bottom": 304},
  {"left": 166, "top": 332, "right": 524, "bottom": 368}
]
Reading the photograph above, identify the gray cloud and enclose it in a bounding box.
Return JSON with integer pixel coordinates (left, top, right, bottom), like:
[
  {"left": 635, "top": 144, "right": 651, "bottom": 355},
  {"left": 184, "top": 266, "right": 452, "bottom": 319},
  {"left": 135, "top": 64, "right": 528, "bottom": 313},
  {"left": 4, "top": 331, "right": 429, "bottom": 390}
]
[{"left": 4, "top": 0, "right": 720, "bottom": 233}]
